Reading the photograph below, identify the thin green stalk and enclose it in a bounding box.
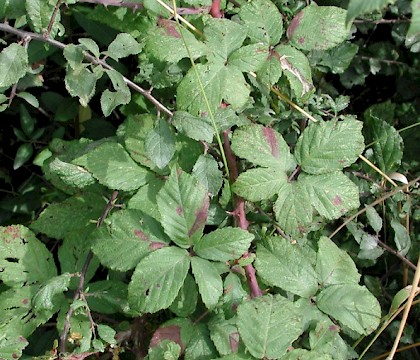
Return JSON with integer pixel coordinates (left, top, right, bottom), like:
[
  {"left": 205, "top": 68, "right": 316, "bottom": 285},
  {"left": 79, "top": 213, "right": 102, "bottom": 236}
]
[{"left": 169, "top": 0, "right": 230, "bottom": 180}]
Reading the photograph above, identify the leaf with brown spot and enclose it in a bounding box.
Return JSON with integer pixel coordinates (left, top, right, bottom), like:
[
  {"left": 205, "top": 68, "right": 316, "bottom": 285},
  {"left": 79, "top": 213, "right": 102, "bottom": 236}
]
[
  {"left": 157, "top": 167, "right": 209, "bottom": 248},
  {"left": 231, "top": 124, "right": 295, "bottom": 172}
]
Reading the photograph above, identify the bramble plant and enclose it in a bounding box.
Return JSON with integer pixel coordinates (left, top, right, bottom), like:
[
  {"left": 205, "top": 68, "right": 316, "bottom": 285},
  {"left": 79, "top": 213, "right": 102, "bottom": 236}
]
[{"left": 0, "top": 0, "right": 419, "bottom": 359}]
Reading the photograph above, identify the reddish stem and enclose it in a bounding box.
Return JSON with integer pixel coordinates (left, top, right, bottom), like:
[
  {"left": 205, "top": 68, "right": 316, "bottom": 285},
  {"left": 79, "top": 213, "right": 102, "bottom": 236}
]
[
  {"left": 222, "top": 130, "right": 262, "bottom": 298},
  {"left": 210, "top": 0, "right": 223, "bottom": 18}
]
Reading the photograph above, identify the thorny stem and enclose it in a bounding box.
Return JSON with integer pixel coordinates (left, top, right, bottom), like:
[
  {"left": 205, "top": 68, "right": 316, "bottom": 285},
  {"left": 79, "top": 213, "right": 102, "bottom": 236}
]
[
  {"left": 222, "top": 130, "right": 263, "bottom": 298},
  {"left": 59, "top": 191, "right": 119, "bottom": 355},
  {"left": 0, "top": 23, "right": 173, "bottom": 117}
]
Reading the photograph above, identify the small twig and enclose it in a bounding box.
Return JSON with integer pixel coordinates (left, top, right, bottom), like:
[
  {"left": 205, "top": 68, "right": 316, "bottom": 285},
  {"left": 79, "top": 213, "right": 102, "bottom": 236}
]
[
  {"left": 59, "top": 191, "right": 119, "bottom": 354},
  {"left": 353, "top": 18, "right": 410, "bottom": 24},
  {"left": 357, "top": 55, "right": 406, "bottom": 66},
  {"left": 329, "top": 177, "right": 420, "bottom": 239},
  {"left": 377, "top": 239, "right": 417, "bottom": 272},
  {"left": 46, "top": 0, "right": 62, "bottom": 37},
  {"left": 0, "top": 22, "right": 173, "bottom": 117}
]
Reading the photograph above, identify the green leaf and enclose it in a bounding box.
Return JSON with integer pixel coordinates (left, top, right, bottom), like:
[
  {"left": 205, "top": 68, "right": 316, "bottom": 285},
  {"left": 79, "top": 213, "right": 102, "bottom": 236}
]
[
  {"left": 101, "top": 69, "right": 131, "bottom": 117},
  {"left": 63, "top": 44, "right": 84, "bottom": 70},
  {"left": 192, "top": 154, "right": 223, "bottom": 196},
  {"left": 157, "top": 168, "right": 209, "bottom": 248},
  {"left": 310, "top": 42, "right": 359, "bottom": 74},
  {"left": 105, "top": 33, "right": 143, "bottom": 60},
  {"left": 65, "top": 65, "right": 98, "bottom": 107},
  {"left": 184, "top": 323, "right": 219, "bottom": 359},
  {"left": 316, "top": 284, "right": 381, "bottom": 335},
  {"left": 366, "top": 206, "right": 383, "bottom": 233},
  {"left": 287, "top": 5, "right": 351, "bottom": 51},
  {"left": 300, "top": 172, "right": 360, "bottom": 220},
  {"left": 169, "top": 273, "right": 198, "bottom": 317},
  {"left": 145, "top": 20, "right": 207, "bottom": 63},
  {"left": 275, "top": 44, "right": 314, "bottom": 99},
  {"left": 26, "top": 0, "right": 60, "bottom": 35},
  {"left": 191, "top": 256, "right": 223, "bottom": 309},
  {"left": 257, "top": 55, "right": 283, "bottom": 88},
  {"left": 177, "top": 62, "right": 225, "bottom": 116},
  {"left": 13, "top": 143, "right": 33, "bottom": 170},
  {"left": 145, "top": 118, "right": 176, "bottom": 169},
  {"left": 231, "top": 124, "right": 295, "bottom": 172},
  {"left": 79, "top": 38, "right": 100, "bottom": 58},
  {"left": 172, "top": 111, "right": 214, "bottom": 143},
  {"left": 97, "top": 324, "right": 117, "bottom": 345},
  {"left": 85, "top": 280, "right": 128, "bottom": 314},
  {"left": 222, "top": 66, "right": 251, "bottom": 109},
  {"left": 274, "top": 181, "right": 313, "bottom": 236},
  {"left": 83, "top": 141, "right": 150, "bottom": 191},
  {"left": 346, "top": 0, "right": 396, "bottom": 24},
  {"left": 315, "top": 236, "right": 360, "bottom": 287},
  {"left": 0, "top": 43, "right": 29, "bottom": 88},
  {"left": 237, "top": 294, "right": 304, "bottom": 359},
  {"left": 31, "top": 192, "right": 104, "bottom": 240},
  {"left": 233, "top": 168, "right": 288, "bottom": 202},
  {"left": 391, "top": 220, "right": 411, "bottom": 256},
  {"left": 364, "top": 116, "right": 403, "bottom": 172},
  {"left": 194, "top": 227, "right": 254, "bottom": 262},
  {"left": 228, "top": 44, "right": 269, "bottom": 73},
  {"left": 406, "top": 0, "right": 420, "bottom": 51},
  {"left": 123, "top": 114, "right": 157, "bottom": 169},
  {"left": 32, "top": 273, "right": 71, "bottom": 317},
  {"left": 91, "top": 209, "right": 169, "bottom": 271},
  {"left": 0, "top": 334, "right": 29, "bottom": 360},
  {"left": 239, "top": 0, "right": 283, "bottom": 46},
  {"left": 19, "top": 104, "right": 35, "bottom": 137},
  {"left": 47, "top": 157, "right": 96, "bottom": 189},
  {"left": 58, "top": 228, "right": 100, "bottom": 290},
  {"left": 208, "top": 315, "right": 240, "bottom": 356},
  {"left": 281, "top": 349, "right": 334, "bottom": 360},
  {"left": 128, "top": 247, "right": 190, "bottom": 313},
  {"left": 309, "top": 320, "right": 355, "bottom": 360},
  {"left": 295, "top": 118, "right": 364, "bottom": 175},
  {"left": 128, "top": 176, "right": 165, "bottom": 221},
  {"left": 255, "top": 237, "right": 318, "bottom": 298},
  {"left": 204, "top": 18, "right": 247, "bottom": 61},
  {"left": 0, "top": 225, "right": 57, "bottom": 286}
]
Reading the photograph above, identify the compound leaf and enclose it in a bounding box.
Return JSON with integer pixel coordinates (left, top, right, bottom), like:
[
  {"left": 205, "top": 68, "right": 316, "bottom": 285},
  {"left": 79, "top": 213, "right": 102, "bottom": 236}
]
[
  {"left": 128, "top": 246, "right": 190, "bottom": 313},
  {"left": 192, "top": 154, "right": 223, "bottom": 196},
  {"left": 346, "top": 0, "right": 396, "bottom": 25}
]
